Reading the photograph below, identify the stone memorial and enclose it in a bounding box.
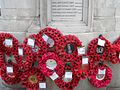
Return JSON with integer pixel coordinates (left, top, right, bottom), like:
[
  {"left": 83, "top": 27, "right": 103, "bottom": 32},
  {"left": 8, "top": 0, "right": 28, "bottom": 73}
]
[{"left": 51, "top": 0, "right": 83, "bottom": 22}]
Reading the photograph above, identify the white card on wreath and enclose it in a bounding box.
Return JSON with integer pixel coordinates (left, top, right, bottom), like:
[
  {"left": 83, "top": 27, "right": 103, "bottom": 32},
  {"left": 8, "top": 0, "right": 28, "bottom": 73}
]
[
  {"left": 39, "top": 82, "right": 46, "bottom": 88},
  {"left": 65, "top": 72, "right": 72, "bottom": 79},
  {"left": 98, "top": 39, "right": 105, "bottom": 46},
  {"left": 5, "top": 39, "right": 13, "bottom": 46},
  {"left": 82, "top": 57, "right": 88, "bottom": 64},
  {"left": 77, "top": 46, "right": 85, "bottom": 55},
  {"left": 42, "top": 34, "right": 49, "bottom": 42},
  {"left": 47, "top": 38, "right": 54, "bottom": 47},
  {"left": 50, "top": 72, "right": 59, "bottom": 81},
  {"left": 18, "top": 48, "right": 23, "bottom": 56},
  {"left": 7, "top": 66, "right": 13, "bottom": 73},
  {"left": 27, "top": 38, "right": 35, "bottom": 47},
  {"left": 46, "top": 59, "right": 57, "bottom": 70},
  {"left": 98, "top": 69, "right": 106, "bottom": 75}
]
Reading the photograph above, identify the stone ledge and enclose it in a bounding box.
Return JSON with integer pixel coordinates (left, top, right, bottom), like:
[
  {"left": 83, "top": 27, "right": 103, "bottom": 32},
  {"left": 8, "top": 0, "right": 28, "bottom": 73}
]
[{"left": 107, "top": 87, "right": 120, "bottom": 90}]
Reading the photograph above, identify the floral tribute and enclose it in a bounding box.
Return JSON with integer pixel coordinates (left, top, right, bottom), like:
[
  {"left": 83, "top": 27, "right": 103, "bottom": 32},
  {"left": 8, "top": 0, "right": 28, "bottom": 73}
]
[
  {"left": 0, "top": 28, "right": 119, "bottom": 90},
  {"left": 88, "top": 64, "right": 112, "bottom": 88},
  {"left": 38, "top": 52, "right": 65, "bottom": 77}
]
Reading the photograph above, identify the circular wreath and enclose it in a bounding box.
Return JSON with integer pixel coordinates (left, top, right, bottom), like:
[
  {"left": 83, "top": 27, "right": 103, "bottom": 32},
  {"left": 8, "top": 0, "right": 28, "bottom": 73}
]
[
  {"left": 0, "top": 33, "right": 18, "bottom": 54},
  {"left": 15, "top": 44, "right": 34, "bottom": 72},
  {"left": 38, "top": 52, "right": 65, "bottom": 77},
  {"left": 108, "top": 44, "right": 120, "bottom": 64},
  {"left": 39, "top": 27, "right": 64, "bottom": 52},
  {"left": 87, "top": 35, "right": 111, "bottom": 62},
  {"left": 21, "top": 68, "right": 45, "bottom": 90},
  {"left": 88, "top": 64, "right": 112, "bottom": 88},
  {"left": 112, "top": 37, "right": 120, "bottom": 63},
  {"left": 0, "top": 36, "right": 20, "bottom": 84},
  {"left": 54, "top": 61, "right": 80, "bottom": 90},
  {"left": 24, "top": 34, "right": 47, "bottom": 60},
  {"left": 1, "top": 60, "right": 21, "bottom": 85},
  {"left": 56, "top": 35, "right": 82, "bottom": 62}
]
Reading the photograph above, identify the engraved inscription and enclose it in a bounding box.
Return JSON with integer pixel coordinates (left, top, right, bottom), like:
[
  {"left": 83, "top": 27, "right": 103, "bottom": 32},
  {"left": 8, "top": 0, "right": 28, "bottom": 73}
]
[{"left": 51, "top": 0, "right": 83, "bottom": 21}]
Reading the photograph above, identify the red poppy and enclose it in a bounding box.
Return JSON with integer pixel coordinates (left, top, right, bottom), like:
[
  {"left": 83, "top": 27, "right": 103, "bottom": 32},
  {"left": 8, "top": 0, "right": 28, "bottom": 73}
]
[
  {"left": 112, "top": 37, "right": 120, "bottom": 63},
  {"left": 39, "top": 27, "right": 64, "bottom": 52},
  {"left": 56, "top": 35, "right": 82, "bottom": 62},
  {"left": 1, "top": 61, "right": 21, "bottom": 85},
  {"left": 0, "top": 33, "right": 18, "bottom": 54},
  {"left": 87, "top": 35, "right": 111, "bottom": 62},
  {"left": 108, "top": 44, "right": 120, "bottom": 64},
  {"left": 21, "top": 68, "right": 45, "bottom": 90},
  {"left": 15, "top": 44, "right": 34, "bottom": 71},
  {"left": 88, "top": 64, "right": 112, "bottom": 88},
  {"left": 24, "top": 34, "right": 47, "bottom": 60},
  {"left": 38, "top": 52, "right": 65, "bottom": 77},
  {"left": 74, "top": 55, "right": 90, "bottom": 80},
  {"left": 0, "top": 33, "right": 20, "bottom": 85},
  {"left": 54, "top": 61, "right": 80, "bottom": 90}
]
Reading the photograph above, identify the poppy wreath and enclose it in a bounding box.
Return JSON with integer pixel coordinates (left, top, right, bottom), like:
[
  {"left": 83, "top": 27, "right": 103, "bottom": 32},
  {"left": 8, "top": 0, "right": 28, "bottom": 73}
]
[
  {"left": 56, "top": 35, "right": 82, "bottom": 62},
  {"left": 54, "top": 61, "right": 80, "bottom": 90},
  {"left": 112, "top": 37, "right": 120, "bottom": 63},
  {"left": 87, "top": 35, "right": 111, "bottom": 62},
  {"left": 24, "top": 34, "right": 47, "bottom": 60},
  {"left": 21, "top": 68, "right": 45, "bottom": 90},
  {"left": 88, "top": 64, "right": 112, "bottom": 88},
  {"left": 108, "top": 44, "right": 120, "bottom": 64},
  {"left": 0, "top": 43, "right": 19, "bottom": 66},
  {"left": 39, "top": 27, "right": 64, "bottom": 52},
  {"left": 15, "top": 44, "right": 34, "bottom": 72},
  {"left": 1, "top": 60, "right": 21, "bottom": 85},
  {"left": 88, "top": 55, "right": 97, "bottom": 70},
  {"left": 113, "top": 36, "right": 120, "bottom": 45},
  {"left": 0, "top": 33, "right": 20, "bottom": 85},
  {"left": 0, "top": 33, "right": 18, "bottom": 54},
  {"left": 38, "top": 52, "right": 65, "bottom": 77},
  {"left": 116, "top": 44, "right": 120, "bottom": 63},
  {"left": 87, "top": 56, "right": 97, "bottom": 78},
  {"left": 74, "top": 55, "right": 90, "bottom": 80}
]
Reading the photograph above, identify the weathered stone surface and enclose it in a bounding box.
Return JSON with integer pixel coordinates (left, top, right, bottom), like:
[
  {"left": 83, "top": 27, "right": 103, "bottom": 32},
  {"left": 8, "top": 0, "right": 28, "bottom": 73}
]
[
  {"left": 0, "top": 0, "right": 120, "bottom": 90},
  {"left": 94, "top": 8, "right": 115, "bottom": 17},
  {"left": 93, "top": 17, "right": 115, "bottom": 32},
  {"left": 116, "top": 8, "right": 120, "bottom": 17},
  {"left": 1, "top": 0, "right": 35, "bottom": 9}
]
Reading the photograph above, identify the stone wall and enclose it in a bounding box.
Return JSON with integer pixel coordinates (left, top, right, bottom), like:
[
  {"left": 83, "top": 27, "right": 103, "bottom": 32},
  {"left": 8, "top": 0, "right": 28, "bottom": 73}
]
[{"left": 0, "top": 0, "right": 120, "bottom": 90}]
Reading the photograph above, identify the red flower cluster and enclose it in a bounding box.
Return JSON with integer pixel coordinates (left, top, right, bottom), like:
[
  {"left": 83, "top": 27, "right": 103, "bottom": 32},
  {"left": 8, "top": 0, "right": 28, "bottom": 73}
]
[
  {"left": 38, "top": 29, "right": 83, "bottom": 89},
  {"left": 112, "top": 36, "right": 120, "bottom": 63},
  {"left": 39, "top": 27, "right": 63, "bottom": 52},
  {"left": 0, "top": 51, "right": 21, "bottom": 85},
  {"left": 87, "top": 35, "right": 117, "bottom": 88},
  {"left": 38, "top": 52, "right": 65, "bottom": 77},
  {"left": 88, "top": 64, "right": 112, "bottom": 88},
  {"left": 15, "top": 44, "right": 34, "bottom": 72},
  {"left": 54, "top": 61, "right": 80, "bottom": 90},
  {"left": 0, "top": 33, "right": 18, "bottom": 54},
  {"left": 56, "top": 35, "right": 82, "bottom": 62},
  {"left": 87, "top": 35, "right": 111, "bottom": 63},
  {"left": 108, "top": 44, "right": 119, "bottom": 64},
  {"left": 0, "top": 28, "right": 119, "bottom": 90},
  {"left": 0, "top": 33, "right": 20, "bottom": 85},
  {"left": 74, "top": 55, "right": 90, "bottom": 80},
  {"left": 24, "top": 34, "right": 47, "bottom": 60},
  {"left": 21, "top": 68, "right": 45, "bottom": 90}
]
